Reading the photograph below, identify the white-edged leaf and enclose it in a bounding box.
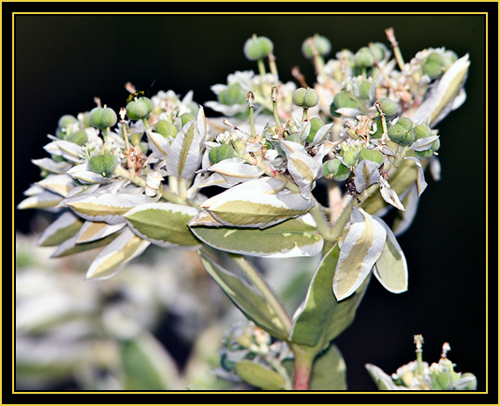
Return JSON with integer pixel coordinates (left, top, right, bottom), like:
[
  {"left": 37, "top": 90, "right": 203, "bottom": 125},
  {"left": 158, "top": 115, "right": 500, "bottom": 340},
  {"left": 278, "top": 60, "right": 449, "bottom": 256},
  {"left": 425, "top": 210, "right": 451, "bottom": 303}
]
[
  {"left": 67, "top": 164, "right": 108, "bottom": 184},
  {"left": 393, "top": 183, "right": 420, "bottom": 236},
  {"left": 279, "top": 139, "right": 306, "bottom": 156},
  {"left": 335, "top": 107, "right": 363, "bottom": 117},
  {"left": 64, "top": 193, "right": 155, "bottom": 224},
  {"left": 38, "top": 211, "right": 84, "bottom": 247},
  {"left": 37, "top": 174, "right": 75, "bottom": 197},
  {"left": 411, "top": 54, "right": 470, "bottom": 127},
  {"left": 124, "top": 202, "right": 201, "bottom": 249},
  {"left": 43, "top": 139, "right": 82, "bottom": 163},
  {"left": 146, "top": 130, "right": 170, "bottom": 159},
  {"left": 50, "top": 230, "right": 120, "bottom": 258},
  {"left": 372, "top": 217, "right": 408, "bottom": 293},
  {"left": 166, "top": 120, "right": 203, "bottom": 179},
  {"left": 404, "top": 157, "right": 428, "bottom": 195},
  {"left": 32, "top": 158, "right": 72, "bottom": 174},
  {"left": 286, "top": 152, "right": 322, "bottom": 200},
  {"left": 85, "top": 228, "right": 150, "bottom": 280},
  {"left": 199, "top": 177, "right": 315, "bottom": 229},
  {"left": 333, "top": 208, "right": 386, "bottom": 301},
  {"left": 75, "top": 221, "right": 125, "bottom": 243},
  {"left": 354, "top": 160, "right": 380, "bottom": 193},
  {"left": 378, "top": 177, "right": 405, "bottom": 211},
  {"left": 365, "top": 364, "right": 404, "bottom": 390},
  {"left": 409, "top": 135, "right": 440, "bottom": 151},
  {"left": 208, "top": 158, "right": 264, "bottom": 185},
  {"left": 190, "top": 214, "right": 323, "bottom": 258},
  {"left": 297, "top": 120, "right": 312, "bottom": 142},
  {"left": 17, "top": 189, "right": 64, "bottom": 210},
  {"left": 309, "top": 123, "right": 332, "bottom": 146}
]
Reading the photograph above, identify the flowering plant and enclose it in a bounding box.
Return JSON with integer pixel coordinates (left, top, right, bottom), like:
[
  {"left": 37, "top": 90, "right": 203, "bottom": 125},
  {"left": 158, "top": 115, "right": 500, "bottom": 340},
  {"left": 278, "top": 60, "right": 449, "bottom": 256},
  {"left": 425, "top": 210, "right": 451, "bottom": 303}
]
[{"left": 18, "top": 28, "right": 474, "bottom": 390}]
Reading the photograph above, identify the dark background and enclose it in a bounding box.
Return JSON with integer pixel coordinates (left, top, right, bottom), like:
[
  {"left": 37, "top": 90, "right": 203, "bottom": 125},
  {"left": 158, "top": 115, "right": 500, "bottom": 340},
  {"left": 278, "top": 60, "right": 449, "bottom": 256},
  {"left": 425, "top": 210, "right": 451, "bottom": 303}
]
[{"left": 13, "top": 8, "right": 492, "bottom": 394}]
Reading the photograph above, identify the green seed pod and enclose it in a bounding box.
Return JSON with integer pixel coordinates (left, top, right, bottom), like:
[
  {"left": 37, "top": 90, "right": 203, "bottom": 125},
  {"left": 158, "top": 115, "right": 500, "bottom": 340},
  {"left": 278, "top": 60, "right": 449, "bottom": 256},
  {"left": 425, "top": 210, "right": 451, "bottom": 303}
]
[
  {"left": 88, "top": 153, "right": 118, "bottom": 177},
  {"left": 426, "top": 51, "right": 444, "bottom": 65},
  {"left": 218, "top": 83, "right": 247, "bottom": 106},
  {"left": 257, "top": 36, "right": 274, "bottom": 55},
  {"left": 431, "top": 371, "right": 454, "bottom": 390},
  {"left": 342, "top": 150, "right": 357, "bottom": 167},
  {"left": 377, "top": 97, "right": 399, "bottom": 117},
  {"left": 322, "top": 159, "right": 350, "bottom": 181},
  {"left": 292, "top": 87, "right": 319, "bottom": 108},
  {"left": 58, "top": 114, "right": 78, "bottom": 129},
  {"left": 64, "top": 130, "right": 88, "bottom": 146},
  {"left": 180, "top": 112, "right": 195, "bottom": 127},
  {"left": 442, "top": 50, "right": 458, "bottom": 69},
  {"left": 209, "top": 144, "right": 236, "bottom": 164},
  {"left": 388, "top": 124, "right": 415, "bottom": 146},
  {"left": 372, "top": 149, "right": 384, "bottom": 166},
  {"left": 89, "top": 107, "right": 118, "bottom": 129},
  {"left": 243, "top": 36, "right": 273, "bottom": 61},
  {"left": 422, "top": 61, "right": 443, "bottom": 79},
  {"left": 126, "top": 99, "right": 149, "bottom": 120},
  {"left": 306, "top": 117, "right": 325, "bottom": 143},
  {"left": 358, "top": 80, "right": 375, "bottom": 100},
  {"left": 368, "top": 42, "right": 388, "bottom": 62},
  {"left": 396, "top": 117, "right": 413, "bottom": 131},
  {"left": 301, "top": 34, "right": 331, "bottom": 58},
  {"left": 354, "top": 47, "right": 375, "bottom": 67},
  {"left": 415, "top": 138, "right": 440, "bottom": 159},
  {"left": 414, "top": 123, "right": 433, "bottom": 140},
  {"left": 458, "top": 373, "right": 477, "bottom": 390},
  {"left": 155, "top": 120, "right": 178, "bottom": 138},
  {"left": 358, "top": 148, "right": 374, "bottom": 162},
  {"left": 81, "top": 112, "right": 92, "bottom": 128}
]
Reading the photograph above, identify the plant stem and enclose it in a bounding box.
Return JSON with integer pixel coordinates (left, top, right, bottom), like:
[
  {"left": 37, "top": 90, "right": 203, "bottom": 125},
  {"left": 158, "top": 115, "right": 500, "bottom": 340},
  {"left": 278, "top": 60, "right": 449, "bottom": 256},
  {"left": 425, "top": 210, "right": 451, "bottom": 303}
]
[
  {"left": 290, "top": 344, "right": 315, "bottom": 390},
  {"left": 229, "top": 254, "right": 292, "bottom": 333}
]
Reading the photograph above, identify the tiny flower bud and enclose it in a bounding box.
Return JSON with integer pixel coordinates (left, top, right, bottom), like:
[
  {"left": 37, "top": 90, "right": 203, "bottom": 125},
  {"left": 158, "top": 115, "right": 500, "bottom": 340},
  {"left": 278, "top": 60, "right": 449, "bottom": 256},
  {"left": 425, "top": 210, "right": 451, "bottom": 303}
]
[
  {"left": 388, "top": 123, "right": 415, "bottom": 146},
  {"left": 396, "top": 117, "right": 413, "bottom": 131},
  {"left": 155, "top": 120, "right": 178, "bottom": 138},
  {"left": 58, "top": 114, "right": 78, "bottom": 129},
  {"left": 342, "top": 150, "right": 357, "bottom": 167},
  {"left": 243, "top": 35, "right": 274, "bottom": 61},
  {"left": 377, "top": 97, "right": 399, "bottom": 117}
]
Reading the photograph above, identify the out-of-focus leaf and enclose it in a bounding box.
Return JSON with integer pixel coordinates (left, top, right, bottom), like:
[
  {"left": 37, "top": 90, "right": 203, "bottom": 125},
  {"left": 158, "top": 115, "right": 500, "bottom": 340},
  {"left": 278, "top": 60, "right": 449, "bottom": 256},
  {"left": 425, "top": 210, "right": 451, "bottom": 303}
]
[
  {"left": 75, "top": 221, "right": 125, "bottom": 244},
  {"left": 17, "top": 189, "right": 64, "bottom": 210},
  {"left": 373, "top": 217, "right": 408, "bottom": 293},
  {"left": 124, "top": 202, "right": 201, "bottom": 249},
  {"left": 404, "top": 157, "right": 428, "bottom": 195},
  {"left": 333, "top": 208, "right": 386, "bottom": 301},
  {"left": 50, "top": 232, "right": 119, "bottom": 258},
  {"left": 199, "top": 177, "right": 315, "bottom": 229},
  {"left": 190, "top": 215, "right": 323, "bottom": 258},
  {"left": 310, "top": 344, "right": 347, "bottom": 390},
  {"left": 235, "top": 360, "right": 286, "bottom": 390},
  {"left": 85, "top": 228, "right": 150, "bottom": 280},
  {"left": 198, "top": 251, "right": 289, "bottom": 341},
  {"left": 31, "top": 157, "right": 72, "bottom": 174},
  {"left": 365, "top": 363, "right": 403, "bottom": 390},
  {"left": 38, "top": 211, "right": 84, "bottom": 247}
]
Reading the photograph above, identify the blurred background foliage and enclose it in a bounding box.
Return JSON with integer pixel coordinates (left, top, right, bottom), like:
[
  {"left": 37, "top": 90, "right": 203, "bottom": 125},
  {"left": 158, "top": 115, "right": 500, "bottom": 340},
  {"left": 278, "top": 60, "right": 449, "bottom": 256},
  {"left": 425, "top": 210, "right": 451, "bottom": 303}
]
[{"left": 14, "top": 12, "right": 487, "bottom": 391}]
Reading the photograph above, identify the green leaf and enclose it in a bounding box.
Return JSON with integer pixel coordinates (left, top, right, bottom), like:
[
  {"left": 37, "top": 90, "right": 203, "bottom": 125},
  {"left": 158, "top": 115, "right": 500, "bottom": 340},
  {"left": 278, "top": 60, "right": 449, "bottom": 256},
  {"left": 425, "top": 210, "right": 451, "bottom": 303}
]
[
  {"left": 120, "top": 331, "right": 181, "bottom": 390},
  {"left": 198, "top": 251, "right": 289, "bottom": 340},
  {"left": 190, "top": 215, "right": 323, "bottom": 258},
  {"left": 235, "top": 360, "right": 286, "bottom": 390},
  {"left": 124, "top": 202, "right": 201, "bottom": 249},
  {"left": 290, "top": 244, "right": 370, "bottom": 348},
  {"left": 365, "top": 363, "right": 402, "bottom": 390},
  {"left": 38, "top": 211, "right": 84, "bottom": 247},
  {"left": 310, "top": 344, "right": 347, "bottom": 390}
]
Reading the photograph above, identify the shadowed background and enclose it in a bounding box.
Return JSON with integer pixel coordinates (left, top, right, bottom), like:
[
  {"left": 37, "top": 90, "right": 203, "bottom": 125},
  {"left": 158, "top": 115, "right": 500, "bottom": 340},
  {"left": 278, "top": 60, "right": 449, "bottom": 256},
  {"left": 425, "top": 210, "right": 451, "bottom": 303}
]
[{"left": 14, "top": 13, "right": 487, "bottom": 391}]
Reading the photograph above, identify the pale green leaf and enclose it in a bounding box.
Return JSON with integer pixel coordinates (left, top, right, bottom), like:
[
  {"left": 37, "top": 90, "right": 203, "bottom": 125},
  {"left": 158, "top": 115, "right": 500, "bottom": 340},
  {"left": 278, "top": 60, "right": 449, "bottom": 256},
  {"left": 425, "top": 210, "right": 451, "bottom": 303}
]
[
  {"left": 85, "top": 228, "right": 150, "bottom": 280},
  {"left": 208, "top": 158, "right": 264, "bottom": 186},
  {"left": 190, "top": 215, "right": 323, "bottom": 258},
  {"left": 51, "top": 232, "right": 120, "bottom": 258},
  {"left": 333, "top": 208, "right": 386, "bottom": 301},
  {"left": 166, "top": 120, "right": 203, "bottom": 179},
  {"left": 235, "top": 360, "right": 286, "bottom": 390},
  {"left": 286, "top": 152, "right": 322, "bottom": 200},
  {"left": 198, "top": 251, "right": 289, "bottom": 340},
  {"left": 17, "top": 190, "right": 64, "bottom": 210},
  {"left": 310, "top": 344, "right": 347, "bottom": 390},
  {"left": 75, "top": 221, "right": 125, "bottom": 244},
  {"left": 124, "top": 202, "right": 201, "bottom": 249},
  {"left": 365, "top": 363, "right": 404, "bottom": 390},
  {"left": 38, "top": 211, "right": 84, "bottom": 247}
]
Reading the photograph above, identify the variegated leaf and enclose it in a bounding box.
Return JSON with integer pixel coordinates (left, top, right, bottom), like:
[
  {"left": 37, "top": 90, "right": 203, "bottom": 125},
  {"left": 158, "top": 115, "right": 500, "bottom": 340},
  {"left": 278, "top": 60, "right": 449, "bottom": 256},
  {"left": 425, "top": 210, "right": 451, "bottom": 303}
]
[
  {"left": 32, "top": 158, "right": 72, "bottom": 174},
  {"left": 309, "top": 123, "right": 332, "bottom": 146},
  {"left": 333, "top": 207, "right": 386, "bottom": 301},
  {"left": 297, "top": 120, "right": 312, "bottom": 142},
  {"left": 51, "top": 231, "right": 120, "bottom": 258},
  {"left": 64, "top": 193, "right": 155, "bottom": 224},
  {"left": 17, "top": 189, "right": 64, "bottom": 210},
  {"left": 411, "top": 54, "right": 470, "bottom": 127},
  {"left": 166, "top": 120, "right": 203, "bottom": 179},
  {"left": 38, "top": 211, "right": 84, "bottom": 247},
  {"left": 286, "top": 151, "right": 322, "bottom": 200},
  {"left": 354, "top": 160, "right": 380, "bottom": 193},
  {"left": 36, "top": 174, "right": 75, "bottom": 197},
  {"left": 67, "top": 164, "right": 108, "bottom": 184},
  {"left": 208, "top": 158, "right": 264, "bottom": 186},
  {"left": 43, "top": 139, "right": 82, "bottom": 163},
  {"left": 372, "top": 217, "right": 408, "bottom": 293},
  {"left": 146, "top": 130, "right": 170, "bottom": 160},
  {"left": 75, "top": 221, "right": 125, "bottom": 243},
  {"left": 124, "top": 202, "right": 201, "bottom": 249},
  {"left": 190, "top": 214, "right": 323, "bottom": 257},
  {"left": 393, "top": 183, "right": 420, "bottom": 236},
  {"left": 199, "top": 177, "right": 315, "bottom": 229},
  {"left": 279, "top": 139, "right": 306, "bottom": 156},
  {"left": 378, "top": 177, "right": 405, "bottom": 211},
  {"left": 365, "top": 364, "right": 403, "bottom": 390},
  {"left": 335, "top": 107, "right": 363, "bottom": 117},
  {"left": 405, "top": 157, "right": 428, "bottom": 195},
  {"left": 409, "top": 135, "right": 440, "bottom": 152},
  {"left": 85, "top": 228, "right": 150, "bottom": 280}
]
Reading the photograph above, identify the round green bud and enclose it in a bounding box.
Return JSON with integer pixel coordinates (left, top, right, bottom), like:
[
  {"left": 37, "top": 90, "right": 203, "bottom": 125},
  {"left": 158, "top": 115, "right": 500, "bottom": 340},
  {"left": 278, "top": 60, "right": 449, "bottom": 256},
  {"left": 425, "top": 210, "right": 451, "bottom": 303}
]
[
  {"left": 209, "top": 144, "right": 236, "bottom": 164},
  {"left": 423, "top": 61, "right": 443, "bottom": 79},
  {"left": 126, "top": 97, "right": 152, "bottom": 120},
  {"left": 442, "top": 50, "right": 458, "bottom": 69},
  {"left": 292, "top": 87, "right": 319, "bottom": 108},
  {"left": 377, "top": 97, "right": 399, "bottom": 117},
  {"left": 89, "top": 107, "right": 118, "bottom": 129},
  {"left": 431, "top": 371, "right": 454, "bottom": 390},
  {"left": 354, "top": 47, "right": 375, "bottom": 67},
  {"left": 415, "top": 138, "right": 440, "bottom": 159},
  {"left": 88, "top": 153, "right": 118, "bottom": 177},
  {"left": 322, "top": 159, "right": 350, "bottom": 181},
  {"left": 372, "top": 149, "right": 384, "bottom": 166},
  {"left": 58, "top": 114, "right": 78, "bottom": 129},
  {"left": 306, "top": 117, "right": 324, "bottom": 143},
  {"left": 64, "top": 130, "right": 88, "bottom": 146},
  {"left": 218, "top": 83, "right": 247, "bottom": 106},
  {"left": 426, "top": 52, "right": 444, "bottom": 65},
  {"left": 369, "top": 42, "right": 388, "bottom": 62},
  {"left": 243, "top": 36, "right": 274, "bottom": 61},
  {"left": 180, "top": 112, "right": 195, "bottom": 127},
  {"left": 458, "top": 373, "right": 477, "bottom": 390},
  {"left": 301, "top": 34, "right": 331, "bottom": 58},
  {"left": 358, "top": 80, "right": 375, "bottom": 100},
  {"left": 81, "top": 112, "right": 92, "bottom": 128},
  {"left": 396, "top": 117, "right": 413, "bottom": 131},
  {"left": 155, "top": 120, "right": 178, "bottom": 138},
  {"left": 342, "top": 150, "right": 357, "bottom": 167},
  {"left": 358, "top": 148, "right": 374, "bottom": 162},
  {"left": 414, "top": 123, "right": 432, "bottom": 140},
  {"left": 388, "top": 124, "right": 415, "bottom": 146}
]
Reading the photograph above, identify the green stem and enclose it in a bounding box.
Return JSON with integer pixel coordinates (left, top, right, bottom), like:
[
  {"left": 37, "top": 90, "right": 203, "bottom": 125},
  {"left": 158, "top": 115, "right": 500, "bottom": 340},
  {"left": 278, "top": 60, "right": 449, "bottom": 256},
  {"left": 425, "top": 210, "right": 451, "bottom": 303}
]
[
  {"left": 290, "top": 344, "right": 316, "bottom": 390},
  {"left": 102, "top": 128, "right": 109, "bottom": 143},
  {"left": 229, "top": 254, "right": 292, "bottom": 333},
  {"left": 302, "top": 108, "right": 308, "bottom": 122},
  {"left": 248, "top": 105, "right": 257, "bottom": 138},
  {"left": 309, "top": 201, "right": 333, "bottom": 241}
]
